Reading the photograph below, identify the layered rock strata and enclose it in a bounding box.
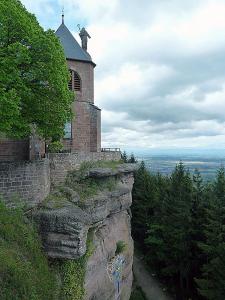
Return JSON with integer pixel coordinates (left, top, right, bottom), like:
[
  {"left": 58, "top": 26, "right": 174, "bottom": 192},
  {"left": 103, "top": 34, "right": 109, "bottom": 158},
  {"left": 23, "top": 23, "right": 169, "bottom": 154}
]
[{"left": 33, "top": 164, "right": 136, "bottom": 300}]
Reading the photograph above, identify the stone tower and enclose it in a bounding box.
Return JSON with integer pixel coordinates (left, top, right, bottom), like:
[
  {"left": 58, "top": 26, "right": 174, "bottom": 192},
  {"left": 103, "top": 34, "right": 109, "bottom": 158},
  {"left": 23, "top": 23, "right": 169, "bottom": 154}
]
[{"left": 55, "top": 20, "right": 101, "bottom": 153}]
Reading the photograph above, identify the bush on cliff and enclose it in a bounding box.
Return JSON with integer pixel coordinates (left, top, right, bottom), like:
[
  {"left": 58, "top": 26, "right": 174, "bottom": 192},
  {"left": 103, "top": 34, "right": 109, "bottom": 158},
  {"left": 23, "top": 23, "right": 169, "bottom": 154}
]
[{"left": 0, "top": 202, "right": 56, "bottom": 300}]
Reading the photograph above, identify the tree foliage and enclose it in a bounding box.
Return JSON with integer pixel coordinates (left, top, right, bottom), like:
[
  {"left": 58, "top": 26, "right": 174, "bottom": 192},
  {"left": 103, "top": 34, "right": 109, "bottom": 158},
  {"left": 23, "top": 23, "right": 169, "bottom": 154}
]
[
  {"left": 0, "top": 0, "right": 73, "bottom": 140},
  {"left": 132, "top": 163, "right": 225, "bottom": 300},
  {"left": 121, "top": 151, "right": 137, "bottom": 163}
]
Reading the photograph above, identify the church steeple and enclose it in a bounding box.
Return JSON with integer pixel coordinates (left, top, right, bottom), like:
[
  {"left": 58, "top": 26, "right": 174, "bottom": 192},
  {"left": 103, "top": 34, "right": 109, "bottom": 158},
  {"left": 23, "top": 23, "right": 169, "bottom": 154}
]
[{"left": 55, "top": 21, "right": 95, "bottom": 66}]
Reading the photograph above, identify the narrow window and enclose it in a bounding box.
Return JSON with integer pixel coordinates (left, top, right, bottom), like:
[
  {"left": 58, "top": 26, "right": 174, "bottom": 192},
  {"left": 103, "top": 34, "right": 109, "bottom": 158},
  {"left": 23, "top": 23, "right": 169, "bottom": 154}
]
[
  {"left": 74, "top": 72, "right": 81, "bottom": 91},
  {"left": 68, "top": 70, "right": 81, "bottom": 92}
]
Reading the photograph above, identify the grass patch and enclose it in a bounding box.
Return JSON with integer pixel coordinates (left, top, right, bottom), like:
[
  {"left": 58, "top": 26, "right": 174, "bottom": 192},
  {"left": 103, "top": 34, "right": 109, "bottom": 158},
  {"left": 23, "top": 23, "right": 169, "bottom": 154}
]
[
  {"left": 79, "top": 160, "right": 124, "bottom": 171},
  {"left": 41, "top": 193, "right": 70, "bottom": 209},
  {"left": 66, "top": 177, "right": 117, "bottom": 201},
  {"left": 42, "top": 160, "right": 123, "bottom": 209},
  {"left": 0, "top": 201, "right": 56, "bottom": 300},
  {"left": 65, "top": 160, "right": 122, "bottom": 201}
]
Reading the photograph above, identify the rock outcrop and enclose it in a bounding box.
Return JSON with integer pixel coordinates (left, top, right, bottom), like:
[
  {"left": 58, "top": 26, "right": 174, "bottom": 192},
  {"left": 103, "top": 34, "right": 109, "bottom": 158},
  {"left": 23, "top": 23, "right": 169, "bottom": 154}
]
[{"left": 33, "top": 163, "right": 136, "bottom": 300}]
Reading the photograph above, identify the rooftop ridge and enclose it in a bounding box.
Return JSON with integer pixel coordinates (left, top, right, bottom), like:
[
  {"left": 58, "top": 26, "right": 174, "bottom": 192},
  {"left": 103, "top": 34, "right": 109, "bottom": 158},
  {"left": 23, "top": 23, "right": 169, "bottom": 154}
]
[{"left": 55, "top": 23, "right": 94, "bottom": 65}]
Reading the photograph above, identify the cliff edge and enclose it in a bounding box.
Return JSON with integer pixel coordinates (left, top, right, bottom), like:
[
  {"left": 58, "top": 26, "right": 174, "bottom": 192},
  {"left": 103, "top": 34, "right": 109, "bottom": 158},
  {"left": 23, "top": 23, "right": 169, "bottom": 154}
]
[{"left": 33, "top": 162, "right": 136, "bottom": 300}]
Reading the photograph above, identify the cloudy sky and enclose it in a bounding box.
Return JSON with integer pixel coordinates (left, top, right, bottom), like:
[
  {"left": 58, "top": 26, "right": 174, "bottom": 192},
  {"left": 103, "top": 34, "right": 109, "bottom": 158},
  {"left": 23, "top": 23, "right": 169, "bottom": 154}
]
[{"left": 21, "top": 0, "right": 225, "bottom": 150}]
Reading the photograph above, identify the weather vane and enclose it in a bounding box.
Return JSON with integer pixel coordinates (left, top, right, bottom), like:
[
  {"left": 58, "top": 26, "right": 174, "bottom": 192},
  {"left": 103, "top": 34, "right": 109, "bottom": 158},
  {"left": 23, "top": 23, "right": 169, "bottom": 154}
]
[{"left": 62, "top": 7, "right": 64, "bottom": 24}]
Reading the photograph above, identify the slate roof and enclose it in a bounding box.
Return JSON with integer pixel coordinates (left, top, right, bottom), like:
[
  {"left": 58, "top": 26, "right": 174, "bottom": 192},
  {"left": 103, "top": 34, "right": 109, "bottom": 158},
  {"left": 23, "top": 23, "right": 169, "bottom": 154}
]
[{"left": 55, "top": 23, "right": 95, "bottom": 65}]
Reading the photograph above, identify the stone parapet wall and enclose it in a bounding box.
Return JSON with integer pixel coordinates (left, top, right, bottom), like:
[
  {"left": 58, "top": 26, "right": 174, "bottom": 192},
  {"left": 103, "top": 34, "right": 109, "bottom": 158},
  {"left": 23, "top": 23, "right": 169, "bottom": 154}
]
[
  {"left": 48, "top": 151, "right": 122, "bottom": 185},
  {"left": 0, "top": 151, "right": 122, "bottom": 205},
  {"left": 0, "top": 159, "right": 50, "bottom": 207}
]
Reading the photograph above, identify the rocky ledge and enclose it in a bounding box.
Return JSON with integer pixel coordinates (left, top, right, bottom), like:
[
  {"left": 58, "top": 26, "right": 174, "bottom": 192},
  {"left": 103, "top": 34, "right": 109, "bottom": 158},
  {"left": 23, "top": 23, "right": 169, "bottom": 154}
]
[{"left": 33, "top": 163, "right": 137, "bottom": 300}]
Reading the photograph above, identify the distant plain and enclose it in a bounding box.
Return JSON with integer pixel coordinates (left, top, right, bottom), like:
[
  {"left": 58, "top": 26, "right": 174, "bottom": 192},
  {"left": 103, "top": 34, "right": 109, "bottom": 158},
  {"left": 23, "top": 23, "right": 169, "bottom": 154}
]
[{"left": 134, "top": 149, "right": 225, "bottom": 181}]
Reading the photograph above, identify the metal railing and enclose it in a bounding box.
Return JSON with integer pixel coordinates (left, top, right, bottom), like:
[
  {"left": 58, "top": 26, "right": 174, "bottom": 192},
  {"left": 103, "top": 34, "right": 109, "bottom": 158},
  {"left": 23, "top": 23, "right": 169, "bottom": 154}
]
[{"left": 101, "top": 148, "right": 121, "bottom": 152}]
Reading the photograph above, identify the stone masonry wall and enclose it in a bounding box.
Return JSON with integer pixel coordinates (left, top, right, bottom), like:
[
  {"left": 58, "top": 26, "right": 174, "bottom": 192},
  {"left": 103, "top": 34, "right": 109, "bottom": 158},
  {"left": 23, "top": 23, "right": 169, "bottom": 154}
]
[
  {"left": 68, "top": 60, "right": 94, "bottom": 103},
  {"left": 71, "top": 101, "right": 91, "bottom": 152},
  {"left": 90, "top": 104, "right": 101, "bottom": 152},
  {"left": 0, "top": 139, "right": 29, "bottom": 161},
  {"left": 66, "top": 101, "right": 101, "bottom": 153},
  {"left": 49, "top": 151, "right": 122, "bottom": 186},
  {"left": 0, "top": 152, "right": 121, "bottom": 205},
  {"left": 0, "top": 159, "right": 50, "bottom": 207}
]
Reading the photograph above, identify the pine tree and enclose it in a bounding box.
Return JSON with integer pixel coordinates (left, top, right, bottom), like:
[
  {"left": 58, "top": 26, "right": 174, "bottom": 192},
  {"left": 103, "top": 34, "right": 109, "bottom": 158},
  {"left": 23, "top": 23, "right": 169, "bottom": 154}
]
[
  {"left": 121, "top": 151, "right": 128, "bottom": 163},
  {"left": 132, "top": 161, "right": 157, "bottom": 245},
  {"left": 144, "top": 172, "right": 170, "bottom": 273},
  {"left": 196, "top": 167, "right": 225, "bottom": 300},
  {"left": 128, "top": 153, "right": 137, "bottom": 163},
  {"left": 189, "top": 169, "right": 208, "bottom": 298},
  {"left": 162, "top": 163, "right": 193, "bottom": 298}
]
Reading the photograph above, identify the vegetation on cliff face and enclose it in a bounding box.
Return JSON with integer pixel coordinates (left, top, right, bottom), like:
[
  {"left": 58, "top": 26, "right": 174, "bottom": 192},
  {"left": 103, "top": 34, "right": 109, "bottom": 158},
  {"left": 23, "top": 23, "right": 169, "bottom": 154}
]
[
  {"left": 0, "top": 200, "right": 96, "bottom": 300},
  {"left": 0, "top": 202, "right": 56, "bottom": 300},
  {"left": 115, "top": 240, "right": 127, "bottom": 255},
  {"left": 41, "top": 161, "right": 124, "bottom": 210},
  {"left": 57, "top": 230, "right": 95, "bottom": 300},
  {"left": 65, "top": 160, "right": 123, "bottom": 201},
  {"left": 132, "top": 162, "right": 225, "bottom": 300},
  {"left": 0, "top": 0, "right": 73, "bottom": 140}
]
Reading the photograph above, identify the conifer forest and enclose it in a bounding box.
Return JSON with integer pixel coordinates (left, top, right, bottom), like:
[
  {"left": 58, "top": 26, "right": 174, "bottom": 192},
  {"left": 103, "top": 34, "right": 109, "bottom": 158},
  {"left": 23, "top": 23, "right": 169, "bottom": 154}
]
[{"left": 131, "top": 162, "right": 225, "bottom": 300}]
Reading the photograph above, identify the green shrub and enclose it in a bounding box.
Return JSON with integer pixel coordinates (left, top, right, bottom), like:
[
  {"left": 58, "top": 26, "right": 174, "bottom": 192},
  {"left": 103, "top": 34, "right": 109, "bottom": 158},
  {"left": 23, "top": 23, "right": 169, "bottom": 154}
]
[
  {"left": 66, "top": 161, "right": 120, "bottom": 201},
  {"left": 0, "top": 202, "right": 56, "bottom": 300},
  {"left": 115, "top": 240, "right": 127, "bottom": 255},
  {"left": 48, "top": 141, "right": 63, "bottom": 153},
  {"left": 59, "top": 230, "right": 95, "bottom": 300}
]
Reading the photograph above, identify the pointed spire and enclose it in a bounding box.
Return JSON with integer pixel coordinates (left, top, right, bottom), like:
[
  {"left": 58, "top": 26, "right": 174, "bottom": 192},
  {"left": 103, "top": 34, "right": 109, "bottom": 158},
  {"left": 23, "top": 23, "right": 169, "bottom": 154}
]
[{"left": 62, "top": 7, "right": 65, "bottom": 24}]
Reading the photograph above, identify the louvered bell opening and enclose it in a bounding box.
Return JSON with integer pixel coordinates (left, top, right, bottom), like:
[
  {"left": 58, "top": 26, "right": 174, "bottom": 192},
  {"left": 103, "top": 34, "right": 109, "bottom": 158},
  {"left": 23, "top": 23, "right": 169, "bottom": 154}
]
[
  {"left": 74, "top": 72, "right": 81, "bottom": 91},
  {"left": 68, "top": 70, "right": 72, "bottom": 90}
]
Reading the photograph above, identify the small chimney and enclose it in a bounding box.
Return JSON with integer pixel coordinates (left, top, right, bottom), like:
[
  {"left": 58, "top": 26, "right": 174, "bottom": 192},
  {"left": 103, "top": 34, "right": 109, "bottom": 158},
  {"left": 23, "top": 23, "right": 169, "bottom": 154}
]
[{"left": 79, "top": 27, "right": 91, "bottom": 51}]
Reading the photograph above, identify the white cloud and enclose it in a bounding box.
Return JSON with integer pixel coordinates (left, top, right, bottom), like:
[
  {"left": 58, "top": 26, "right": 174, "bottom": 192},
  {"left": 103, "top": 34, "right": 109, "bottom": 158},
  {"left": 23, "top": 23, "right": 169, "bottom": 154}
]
[{"left": 20, "top": 0, "right": 225, "bottom": 149}]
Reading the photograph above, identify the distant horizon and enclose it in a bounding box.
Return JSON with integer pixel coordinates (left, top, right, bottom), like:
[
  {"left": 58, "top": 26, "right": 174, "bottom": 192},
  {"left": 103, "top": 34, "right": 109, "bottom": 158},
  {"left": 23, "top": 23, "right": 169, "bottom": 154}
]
[
  {"left": 123, "top": 147, "right": 225, "bottom": 155},
  {"left": 126, "top": 148, "right": 225, "bottom": 180}
]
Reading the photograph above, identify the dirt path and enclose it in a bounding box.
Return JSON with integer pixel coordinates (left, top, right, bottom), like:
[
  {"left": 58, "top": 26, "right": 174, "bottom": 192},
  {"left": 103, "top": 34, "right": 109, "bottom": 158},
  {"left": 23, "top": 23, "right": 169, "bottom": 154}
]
[{"left": 133, "top": 256, "right": 173, "bottom": 300}]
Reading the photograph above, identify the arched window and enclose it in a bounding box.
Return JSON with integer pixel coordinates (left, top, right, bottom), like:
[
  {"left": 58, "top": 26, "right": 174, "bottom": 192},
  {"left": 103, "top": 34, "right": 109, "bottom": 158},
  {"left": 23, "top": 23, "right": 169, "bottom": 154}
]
[
  {"left": 68, "top": 70, "right": 72, "bottom": 90},
  {"left": 74, "top": 72, "right": 81, "bottom": 91},
  {"left": 68, "top": 70, "right": 81, "bottom": 92}
]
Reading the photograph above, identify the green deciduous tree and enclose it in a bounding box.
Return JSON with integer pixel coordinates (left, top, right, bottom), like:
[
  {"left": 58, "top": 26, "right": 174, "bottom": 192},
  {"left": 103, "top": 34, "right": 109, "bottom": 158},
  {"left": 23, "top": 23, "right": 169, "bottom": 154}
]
[{"left": 0, "top": 0, "right": 73, "bottom": 140}]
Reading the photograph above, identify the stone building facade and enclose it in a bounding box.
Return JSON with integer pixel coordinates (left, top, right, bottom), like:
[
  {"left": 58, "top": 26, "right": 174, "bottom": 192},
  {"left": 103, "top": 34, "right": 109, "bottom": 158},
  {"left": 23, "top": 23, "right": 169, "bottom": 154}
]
[
  {"left": 56, "top": 20, "right": 101, "bottom": 153},
  {"left": 0, "top": 138, "right": 29, "bottom": 161},
  {"left": 0, "top": 19, "right": 101, "bottom": 161}
]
